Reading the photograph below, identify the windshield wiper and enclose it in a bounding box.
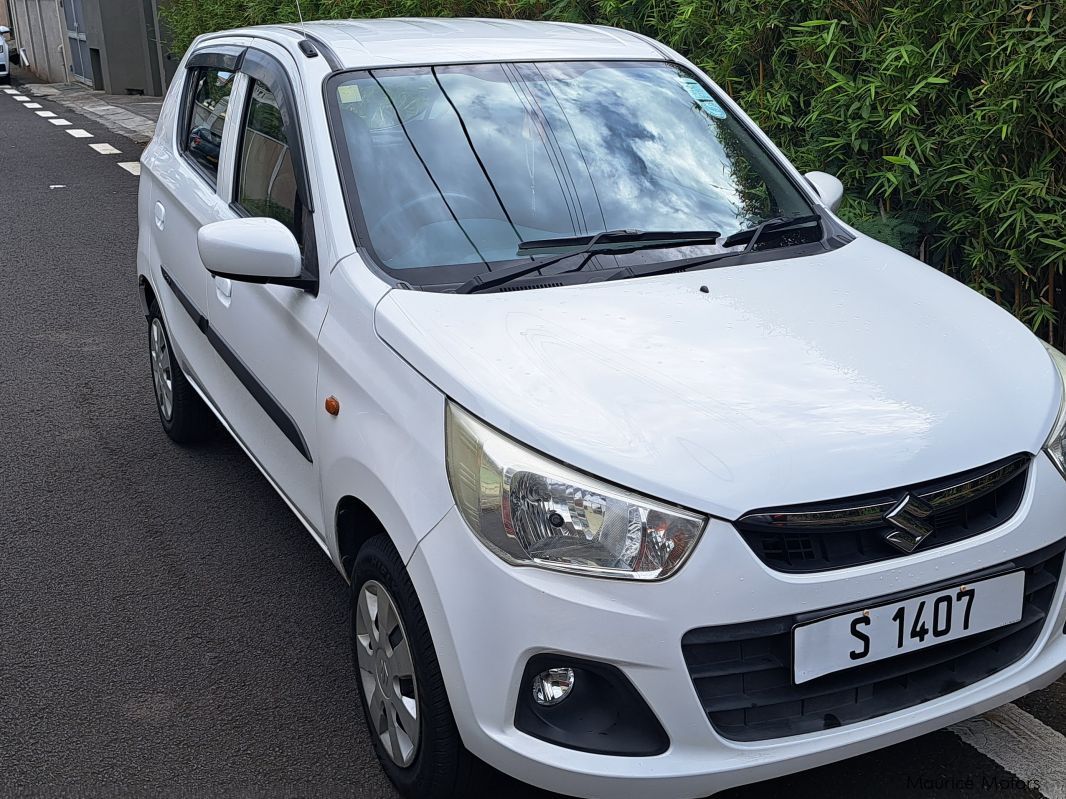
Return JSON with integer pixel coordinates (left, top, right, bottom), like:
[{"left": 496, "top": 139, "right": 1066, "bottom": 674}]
[
  {"left": 604, "top": 214, "right": 821, "bottom": 283},
  {"left": 720, "top": 213, "right": 821, "bottom": 250},
  {"left": 516, "top": 229, "right": 724, "bottom": 255},
  {"left": 454, "top": 229, "right": 722, "bottom": 294}
]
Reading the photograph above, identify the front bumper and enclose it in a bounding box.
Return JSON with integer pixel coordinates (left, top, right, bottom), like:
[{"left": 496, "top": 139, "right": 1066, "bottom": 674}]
[{"left": 407, "top": 454, "right": 1066, "bottom": 799}]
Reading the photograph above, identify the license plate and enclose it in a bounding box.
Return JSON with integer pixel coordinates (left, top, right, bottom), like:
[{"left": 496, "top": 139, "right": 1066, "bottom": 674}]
[{"left": 793, "top": 570, "right": 1025, "bottom": 685}]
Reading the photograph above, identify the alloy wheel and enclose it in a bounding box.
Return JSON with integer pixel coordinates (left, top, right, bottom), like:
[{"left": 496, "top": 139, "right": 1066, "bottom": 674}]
[
  {"left": 150, "top": 318, "right": 174, "bottom": 421},
  {"left": 355, "top": 579, "right": 421, "bottom": 767}
]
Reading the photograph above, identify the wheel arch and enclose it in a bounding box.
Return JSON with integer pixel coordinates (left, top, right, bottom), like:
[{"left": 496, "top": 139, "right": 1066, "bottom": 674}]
[
  {"left": 138, "top": 274, "right": 157, "bottom": 318},
  {"left": 336, "top": 495, "right": 390, "bottom": 580},
  {"left": 321, "top": 446, "right": 453, "bottom": 580}
]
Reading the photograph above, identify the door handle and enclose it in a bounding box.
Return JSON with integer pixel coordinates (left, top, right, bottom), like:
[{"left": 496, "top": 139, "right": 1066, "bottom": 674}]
[
  {"left": 153, "top": 201, "right": 165, "bottom": 231},
  {"left": 215, "top": 276, "right": 232, "bottom": 306}
]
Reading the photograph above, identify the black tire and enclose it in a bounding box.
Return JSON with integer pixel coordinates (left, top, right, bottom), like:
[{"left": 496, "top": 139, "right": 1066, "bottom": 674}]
[
  {"left": 147, "top": 300, "right": 215, "bottom": 444},
  {"left": 351, "top": 535, "right": 491, "bottom": 799},
  {"left": 0, "top": 75, "right": 10, "bottom": 86}
]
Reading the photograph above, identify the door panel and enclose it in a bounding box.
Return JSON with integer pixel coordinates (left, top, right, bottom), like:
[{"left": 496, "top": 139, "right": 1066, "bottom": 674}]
[
  {"left": 205, "top": 46, "right": 327, "bottom": 536},
  {"left": 147, "top": 63, "right": 243, "bottom": 386}
]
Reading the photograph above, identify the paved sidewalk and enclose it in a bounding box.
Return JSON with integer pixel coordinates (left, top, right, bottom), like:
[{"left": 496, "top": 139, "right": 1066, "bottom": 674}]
[{"left": 21, "top": 81, "right": 160, "bottom": 143}]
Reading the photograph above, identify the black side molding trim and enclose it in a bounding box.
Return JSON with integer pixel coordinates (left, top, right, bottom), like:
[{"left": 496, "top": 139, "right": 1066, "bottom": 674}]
[
  {"left": 202, "top": 325, "right": 312, "bottom": 463},
  {"left": 161, "top": 268, "right": 208, "bottom": 333},
  {"left": 160, "top": 268, "right": 313, "bottom": 463}
]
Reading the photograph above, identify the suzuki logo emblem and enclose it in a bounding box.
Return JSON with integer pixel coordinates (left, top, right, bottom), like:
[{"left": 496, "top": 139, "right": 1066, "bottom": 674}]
[{"left": 883, "top": 493, "right": 935, "bottom": 553}]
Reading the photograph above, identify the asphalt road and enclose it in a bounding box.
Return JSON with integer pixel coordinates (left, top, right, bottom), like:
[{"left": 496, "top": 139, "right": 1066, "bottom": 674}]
[{"left": 0, "top": 80, "right": 1062, "bottom": 799}]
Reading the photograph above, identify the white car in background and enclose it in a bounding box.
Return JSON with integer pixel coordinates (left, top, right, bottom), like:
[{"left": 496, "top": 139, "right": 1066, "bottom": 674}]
[
  {"left": 136, "top": 18, "right": 1066, "bottom": 799},
  {"left": 0, "top": 26, "right": 11, "bottom": 85}
]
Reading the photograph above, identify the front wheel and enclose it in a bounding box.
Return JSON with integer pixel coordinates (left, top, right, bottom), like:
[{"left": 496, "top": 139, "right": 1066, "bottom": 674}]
[{"left": 351, "top": 535, "right": 490, "bottom": 799}]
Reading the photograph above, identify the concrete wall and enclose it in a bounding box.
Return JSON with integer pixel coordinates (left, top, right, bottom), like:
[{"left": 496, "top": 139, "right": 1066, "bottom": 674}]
[
  {"left": 8, "top": 0, "right": 67, "bottom": 83},
  {"left": 8, "top": 0, "right": 166, "bottom": 94},
  {"left": 80, "top": 0, "right": 159, "bottom": 95}
]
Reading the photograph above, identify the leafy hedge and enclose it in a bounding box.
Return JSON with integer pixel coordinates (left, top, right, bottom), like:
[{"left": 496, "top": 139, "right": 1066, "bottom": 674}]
[{"left": 163, "top": 0, "right": 1066, "bottom": 341}]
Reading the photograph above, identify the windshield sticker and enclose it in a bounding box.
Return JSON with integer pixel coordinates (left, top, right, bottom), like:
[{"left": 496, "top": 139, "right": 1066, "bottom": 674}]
[
  {"left": 681, "top": 77, "right": 728, "bottom": 119},
  {"left": 338, "top": 84, "right": 362, "bottom": 104}
]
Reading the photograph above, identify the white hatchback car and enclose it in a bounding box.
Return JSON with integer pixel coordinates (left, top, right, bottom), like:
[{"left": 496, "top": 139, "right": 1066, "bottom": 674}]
[
  {"left": 0, "top": 26, "right": 11, "bottom": 85},
  {"left": 137, "top": 18, "right": 1066, "bottom": 799}
]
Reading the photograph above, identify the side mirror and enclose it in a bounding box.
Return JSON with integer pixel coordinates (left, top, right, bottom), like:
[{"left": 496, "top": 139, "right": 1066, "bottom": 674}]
[
  {"left": 804, "top": 171, "right": 844, "bottom": 212},
  {"left": 197, "top": 217, "right": 303, "bottom": 284},
  {"left": 0, "top": 26, "right": 10, "bottom": 36}
]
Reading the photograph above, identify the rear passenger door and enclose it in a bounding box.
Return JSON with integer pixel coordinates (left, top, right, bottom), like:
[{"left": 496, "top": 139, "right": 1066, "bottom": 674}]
[
  {"left": 148, "top": 45, "right": 245, "bottom": 387},
  {"left": 205, "top": 45, "right": 328, "bottom": 537}
]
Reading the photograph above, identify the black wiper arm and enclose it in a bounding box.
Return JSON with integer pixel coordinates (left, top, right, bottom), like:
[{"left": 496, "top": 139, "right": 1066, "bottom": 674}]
[
  {"left": 454, "top": 229, "right": 722, "bottom": 295},
  {"left": 721, "top": 213, "right": 821, "bottom": 251},
  {"left": 516, "top": 229, "right": 723, "bottom": 255},
  {"left": 604, "top": 214, "right": 821, "bottom": 283}
]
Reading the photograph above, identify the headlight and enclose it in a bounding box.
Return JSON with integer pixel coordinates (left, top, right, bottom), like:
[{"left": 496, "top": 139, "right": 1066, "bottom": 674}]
[
  {"left": 1042, "top": 342, "right": 1066, "bottom": 477},
  {"left": 445, "top": 402, "right": 707, "bottom": 580}
]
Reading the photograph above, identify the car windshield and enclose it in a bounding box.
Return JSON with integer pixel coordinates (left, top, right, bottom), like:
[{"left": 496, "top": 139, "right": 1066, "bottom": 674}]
[{"left": 329, "top": 61, "right": 816, "bottom": 281}]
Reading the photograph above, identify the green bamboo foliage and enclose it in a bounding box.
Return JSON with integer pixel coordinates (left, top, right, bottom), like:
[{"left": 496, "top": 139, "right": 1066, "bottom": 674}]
[{"left": 162, "top": 0, "right": 1066, "bottom": 342}]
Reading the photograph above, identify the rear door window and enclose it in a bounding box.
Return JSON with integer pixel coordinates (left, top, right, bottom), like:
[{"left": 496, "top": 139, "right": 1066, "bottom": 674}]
[{"left": 182, "top": 67, "right": 235, "bottom": 182}]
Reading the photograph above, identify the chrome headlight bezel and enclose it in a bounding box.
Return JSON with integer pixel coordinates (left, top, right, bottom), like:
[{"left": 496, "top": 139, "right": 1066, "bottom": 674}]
[
  {"left": 445, "top": 402, "right": 708, "bottom": 581},
  {"left": 1042, "top": 342, "right": 1066, "bottom": 478}
]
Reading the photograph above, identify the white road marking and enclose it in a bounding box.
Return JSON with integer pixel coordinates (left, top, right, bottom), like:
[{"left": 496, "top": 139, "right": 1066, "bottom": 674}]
[
  {"left": 951, "top": 703, "right": 1066, "bottom": 798},
  {"left": 49, "top": 185, "right": 66, "bottom": 189},
  {"left": 66, "top": 129, "right": 93, "bottom": 138},
  {"left": 89, "top": 143, "right": 121, "bottom": 155},
  {"left": 118, "top": 162, "right": 141, "bottom": 176},
  {"left": 2, "top": 88, "right": 18, "bottom": 94},
  {"left": 24, "top": 102, "right": 41, "bottom": 109},
  {"left": 13, "top": 95, "right": 28, "bottom": 101},
  {"left": 36, "top": 111, "right": 56, "bottom": 118},
  {"left": 49, "top": 118, "right": 71, "bottom": 126}
]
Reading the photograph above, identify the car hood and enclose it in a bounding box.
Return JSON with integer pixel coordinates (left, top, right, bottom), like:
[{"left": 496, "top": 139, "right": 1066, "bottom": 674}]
[{"left": 374, "top": 237, "right": 1059, "bottom": 519}]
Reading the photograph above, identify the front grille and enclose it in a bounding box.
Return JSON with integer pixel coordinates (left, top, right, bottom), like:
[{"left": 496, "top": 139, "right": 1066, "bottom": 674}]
[
  {"left": 736, "top": 454, "right": 1030, "bottom": 573},
  {"left": 681, "top": 540, "right": 1064, "bottom": 742}
]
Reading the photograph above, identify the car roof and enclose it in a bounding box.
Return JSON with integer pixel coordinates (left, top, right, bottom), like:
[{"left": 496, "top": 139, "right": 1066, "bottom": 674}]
[{"left": 238, "top": 18, "right": 666, "bottom": 68}]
